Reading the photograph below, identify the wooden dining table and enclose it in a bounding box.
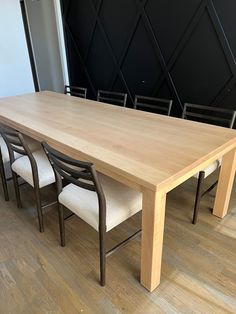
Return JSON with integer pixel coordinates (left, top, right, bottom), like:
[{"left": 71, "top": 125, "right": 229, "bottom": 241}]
[{"left": 0, "top": 91, "right": 236, "bottom": 292}]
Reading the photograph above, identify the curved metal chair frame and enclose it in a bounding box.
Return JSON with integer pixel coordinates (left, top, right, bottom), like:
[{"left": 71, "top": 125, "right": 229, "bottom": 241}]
[
  {"left": 0, "top": 127, "right": 53, "bottom": 232},
  {"left": 134, "top": 95, "right": 173, "bottom": 116},
  {"left": 0, "top": 146, "right": 9, "bottom": 201},
  {"left": 43, "top": 142, "right": 141, "bottom": 286},
  {"left": 97, "top": 90, "right": 127, "bottom": 107},
  {"left": 64, "top": 85, "right": 87, "bottom": 99},
  {"left": 182, "top": 103, "right": 236, "bottom": 224}
]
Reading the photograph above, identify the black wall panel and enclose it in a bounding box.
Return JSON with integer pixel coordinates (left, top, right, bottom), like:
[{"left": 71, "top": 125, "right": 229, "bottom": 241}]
[{"left": 60, "top": 0, "right": 236, "bottom": 116}]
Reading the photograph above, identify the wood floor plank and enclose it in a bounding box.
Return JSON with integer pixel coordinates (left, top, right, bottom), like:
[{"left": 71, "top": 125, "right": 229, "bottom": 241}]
[{"left": 0, "top": 174, "right": 235, "bottom": 313}]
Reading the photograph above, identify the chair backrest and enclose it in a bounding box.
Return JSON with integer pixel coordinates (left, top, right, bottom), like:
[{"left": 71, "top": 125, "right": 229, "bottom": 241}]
[
  {"left": 97, "top": 90, "right": 127, "bottom": 107},
  {"left": 134, "top": 95, "right": 173, "bottom": 116},
  {"left": 64, "top": 85, "right": 87, "bottom": 99},
  {"left": 0, "top": 126, "right": 30, "bottom": 163},
  {"left": 42, "top": 142, "right": 106, "bottom": 218},
  {"left": 182, "top": 103, "right": 236, "bottom": 128},
  {"left": 0, "top": 126, "right": 40, "bottom": 184}
]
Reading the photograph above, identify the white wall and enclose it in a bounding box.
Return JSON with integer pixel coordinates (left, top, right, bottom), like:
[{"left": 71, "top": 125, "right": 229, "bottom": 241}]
[
  {"left": 25, "top": 0, "right": 65, "bottom": 92},
  {"left": 0, "top": 0, "right": 34, "bottom": 97},
  {"left": 54, "top": 0, "right": 69, "bottom": 86}
]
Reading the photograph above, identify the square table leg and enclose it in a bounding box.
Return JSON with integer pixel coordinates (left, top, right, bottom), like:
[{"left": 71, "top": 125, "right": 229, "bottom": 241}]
[
  {"left": 140, "top": 188, "right": 166, "bottom": 292},
  {"left": 213, "top": 148, "right": 236, "bottom": 218}
]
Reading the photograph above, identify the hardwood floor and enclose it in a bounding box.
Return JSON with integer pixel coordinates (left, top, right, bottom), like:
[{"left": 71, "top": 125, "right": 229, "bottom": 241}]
[{"left": 0, "top": 171, "right": 236, "bottom": 313}]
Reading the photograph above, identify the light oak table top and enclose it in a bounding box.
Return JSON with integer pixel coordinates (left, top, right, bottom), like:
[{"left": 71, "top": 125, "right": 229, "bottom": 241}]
[
  {"left": 0, "top": 91, "right": 236, "bottom": 292},
  {"left": 0, "top": 91, "right": 235, "bottom": 192}
]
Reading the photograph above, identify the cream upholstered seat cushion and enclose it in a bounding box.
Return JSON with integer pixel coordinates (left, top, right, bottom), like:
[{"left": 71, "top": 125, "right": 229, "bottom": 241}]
[
  {"left": 0, "top": 135, "right": 41, "bottom": 163},
  {"left": 58, "top": 174, "right": 142, "bottom": 232},
  {"left": 11, "top": 149, "right": 55, "bottom": 188},
  {"left": 193, "top": 158, "right": 222, "bottom": 179}
]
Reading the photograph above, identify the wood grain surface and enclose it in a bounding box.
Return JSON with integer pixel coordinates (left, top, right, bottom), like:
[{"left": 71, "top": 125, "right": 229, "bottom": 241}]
[
  {"left": 0, "top": 91, "right": 236, "bottom": 292},
  {"left": 0, "top": 91, "right": 235, "bottom": 192}
]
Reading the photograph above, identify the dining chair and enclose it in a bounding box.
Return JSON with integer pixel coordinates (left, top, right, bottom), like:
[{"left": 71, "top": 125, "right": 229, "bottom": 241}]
[
  {"left": 0, "top": 127, "right": 55, "bottom": 232},
  {"left": 0, "top": 132, "right": 42, "bottom": 202},
  {"left": 134, "top": 95, "right": 173, "bottom": 116},
  {"left": 97, "top": 90, "right": 127, "bottom": 107},
  {"left": 64, "top": 85, "right": 87, "bottom": 99},
  {"left": 0, "top": 136, "right": 13, "bottom": 201},
  {"left": 43, "top": 142, "right": 142, "bottom": 286},
  {"left": 182, "top": 103, "right": 236, "bottom": 224}
]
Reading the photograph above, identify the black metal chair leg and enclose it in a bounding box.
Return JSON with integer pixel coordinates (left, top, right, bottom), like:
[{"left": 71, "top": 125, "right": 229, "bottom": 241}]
[
  {"left": 12, "top": 171, "right": 22, "bottom": 208},
  {"left": 99, "top": 228, "right": 106, "bottom": 286},
  {"left": 34, "top": 187, "right": 44, "bottom": 232},
  {"left": 192, "top": 171, "right": 205, "bottom": 224},
  {"left": 0, "top": 158, "right": 9, "bottom": 201},
  {"left": 58, "top": 203, "right": 65, "bottom": 246}
]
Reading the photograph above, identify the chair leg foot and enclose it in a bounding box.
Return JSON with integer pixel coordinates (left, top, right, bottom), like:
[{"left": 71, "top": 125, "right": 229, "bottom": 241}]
[
  {"left": 0, "top": 158, "right": 9, "bottom": 202},
  {"left": 99, "top": 228, "right": 106, "bottom": 286},
  {"left": 58, "top": 203, "right": 65, "bottom": 246},
  {"left": 0, "top": 159, "right": 9, "bottom": 201},
  {"left": 12, "top": 172, "right": 22, "bottom": 208},
  {"left": 192, "top": 171, "right": 205, "bottom": 224},
  {"left": 3, "top": 191, "right": 9, "bottom": 202},
  {"left": 35, "top": 187, "right": 44, "bottom": 232}
]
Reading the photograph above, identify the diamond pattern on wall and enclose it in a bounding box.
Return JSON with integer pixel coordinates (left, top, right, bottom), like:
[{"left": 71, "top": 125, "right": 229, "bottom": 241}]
[
  {"left": 122, "top": 19, "right": 163, "bottom": 96},
  {"left": 66, "top": 0, "right": 95, "bottom": 59},
  {"left": 87, "top": 26, "right": 116, "bottom": 90},
  {"left": 99, "top": 0, "right": 137, "bottom": 60},
  {"left": 145, "top": 0, "right": 202, "bottom": 62},
  {"left": 171, "top": 11, "right": 232, "bottom": 104},
  {"left": 61, "top": 0, "right": 236, "bottom": 116},
  {"left": 213, "top": 0, "right": 236, "bottom": 61}
]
